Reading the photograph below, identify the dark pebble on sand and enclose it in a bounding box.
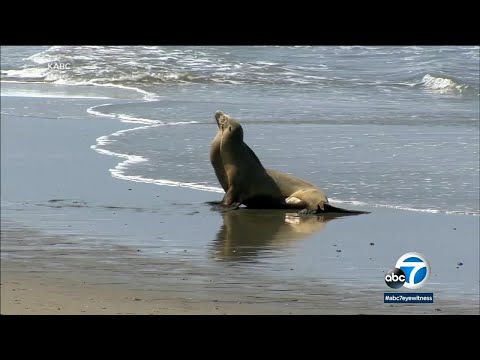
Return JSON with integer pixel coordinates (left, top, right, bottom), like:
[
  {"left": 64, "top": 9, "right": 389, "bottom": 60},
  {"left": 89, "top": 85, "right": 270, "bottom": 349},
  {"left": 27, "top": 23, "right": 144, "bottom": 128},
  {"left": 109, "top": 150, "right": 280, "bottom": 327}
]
[
  {"left": 290, "top": 268, "right": 294, "bottom": 271},
  {"left": 137, "top": 249, "right": 140, "bottom": 252},
  {"left": 128, "top": 188, "right": 132, "bottom": 191},
  {"left": 453, "top": 228, "right": 456, "bottom": 230},
  {"left": 457, "top": 262, "right": 463, "bottom": 266},
  {"left": 435, "top": 308, "right": 442, "bottom": 312},
  {"left": 336, "top": 249, "right": 342, "bottom": 252},
  {"left": 333, "top": 244, "right": 337, "bottom": 247},
  {"left": 370, "top": 242, "right": 374, "bottom": 246}
]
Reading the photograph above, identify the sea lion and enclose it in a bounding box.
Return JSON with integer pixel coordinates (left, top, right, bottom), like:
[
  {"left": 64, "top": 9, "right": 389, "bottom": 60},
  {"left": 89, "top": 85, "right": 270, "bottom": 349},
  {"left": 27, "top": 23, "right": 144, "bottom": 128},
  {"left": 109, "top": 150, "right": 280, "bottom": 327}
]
[
  {"left": 211, "top": 111, "right": 369, "bottom": 215},
  {"left": 210, "top": 115, "right": 229, "bottom": 192},
  {"left": 215, "top": 111, "right": 284, "bottom": 209}
]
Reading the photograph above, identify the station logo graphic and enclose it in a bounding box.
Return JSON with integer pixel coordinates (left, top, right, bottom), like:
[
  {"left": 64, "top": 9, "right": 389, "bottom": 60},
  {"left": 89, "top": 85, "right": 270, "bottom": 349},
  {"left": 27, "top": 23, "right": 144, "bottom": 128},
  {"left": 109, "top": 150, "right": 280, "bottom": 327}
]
[
  {"left": 384, "top": 252, "right": 433, "bottom": 303},
  {"left": 385, "top": 252, "right": 430, "bottom": 289}
]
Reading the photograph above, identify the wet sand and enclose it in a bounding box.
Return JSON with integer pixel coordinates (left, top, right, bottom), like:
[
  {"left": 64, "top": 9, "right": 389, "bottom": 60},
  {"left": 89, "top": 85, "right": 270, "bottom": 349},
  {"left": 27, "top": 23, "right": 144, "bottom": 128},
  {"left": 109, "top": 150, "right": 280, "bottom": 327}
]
[{"left": 1, "top": 95, "right": 479, "bottom": 315}]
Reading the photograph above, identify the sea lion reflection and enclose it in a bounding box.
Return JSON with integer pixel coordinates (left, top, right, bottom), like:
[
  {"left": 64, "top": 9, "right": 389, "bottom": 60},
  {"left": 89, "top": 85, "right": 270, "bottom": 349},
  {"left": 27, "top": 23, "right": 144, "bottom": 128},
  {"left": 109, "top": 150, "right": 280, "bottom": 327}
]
[{"left": 212, "top": 209, "right": 348, "bottom": 262}]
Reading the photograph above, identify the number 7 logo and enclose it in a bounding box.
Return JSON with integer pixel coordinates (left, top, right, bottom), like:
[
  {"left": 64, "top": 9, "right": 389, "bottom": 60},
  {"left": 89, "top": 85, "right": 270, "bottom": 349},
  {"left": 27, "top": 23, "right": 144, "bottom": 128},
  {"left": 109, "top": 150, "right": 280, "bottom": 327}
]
[{"left": 396, "top": 252, "right": 431, "bottom": 290}]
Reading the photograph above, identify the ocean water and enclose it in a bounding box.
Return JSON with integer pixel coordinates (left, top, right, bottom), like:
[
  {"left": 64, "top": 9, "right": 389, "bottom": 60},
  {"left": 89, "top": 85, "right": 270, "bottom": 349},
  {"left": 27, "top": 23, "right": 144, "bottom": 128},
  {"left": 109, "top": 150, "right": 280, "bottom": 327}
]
[{"left": 2, "top": 46, "right": 479, "bottom": 216}]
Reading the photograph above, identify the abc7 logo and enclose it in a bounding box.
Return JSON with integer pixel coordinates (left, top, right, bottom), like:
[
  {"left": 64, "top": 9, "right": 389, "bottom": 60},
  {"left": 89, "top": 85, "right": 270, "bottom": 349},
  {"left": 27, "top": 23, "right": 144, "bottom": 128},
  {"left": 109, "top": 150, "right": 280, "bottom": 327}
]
[{"left": 385, "top": 252, "right": 430, "bottom": 289}]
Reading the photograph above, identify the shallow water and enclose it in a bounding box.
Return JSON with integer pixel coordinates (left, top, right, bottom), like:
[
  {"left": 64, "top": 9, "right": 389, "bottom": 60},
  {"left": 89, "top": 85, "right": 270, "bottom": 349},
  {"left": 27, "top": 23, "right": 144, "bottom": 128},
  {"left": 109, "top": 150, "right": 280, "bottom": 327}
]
[
  {"left": 1, "top": 46, "right": 479, "bottom": 310},
  {"left": 3, "top": 45, "right": 478, "bottom": 215}
]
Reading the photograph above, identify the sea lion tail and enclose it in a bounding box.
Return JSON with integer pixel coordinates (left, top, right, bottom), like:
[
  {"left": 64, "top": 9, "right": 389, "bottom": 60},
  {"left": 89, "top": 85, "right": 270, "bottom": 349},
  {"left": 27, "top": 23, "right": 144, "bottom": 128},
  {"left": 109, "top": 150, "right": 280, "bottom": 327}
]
[{"left": 323, "top": 203, "right": 370, "bottom": 215}]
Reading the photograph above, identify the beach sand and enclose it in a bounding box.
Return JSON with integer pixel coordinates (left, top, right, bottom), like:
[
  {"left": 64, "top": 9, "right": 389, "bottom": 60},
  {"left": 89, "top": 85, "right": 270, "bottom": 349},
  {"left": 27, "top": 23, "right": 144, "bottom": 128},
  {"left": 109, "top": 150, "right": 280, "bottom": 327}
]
[{"left": 1, "top": 95, "right": 479, "bottom": 315}]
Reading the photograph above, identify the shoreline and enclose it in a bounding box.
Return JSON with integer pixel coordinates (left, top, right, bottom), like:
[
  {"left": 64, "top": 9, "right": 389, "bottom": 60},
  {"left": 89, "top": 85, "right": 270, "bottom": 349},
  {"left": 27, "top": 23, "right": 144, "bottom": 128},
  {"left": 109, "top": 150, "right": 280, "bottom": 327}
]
[{"left": 1, "top": 94, "right": 479, "bottom": 315}]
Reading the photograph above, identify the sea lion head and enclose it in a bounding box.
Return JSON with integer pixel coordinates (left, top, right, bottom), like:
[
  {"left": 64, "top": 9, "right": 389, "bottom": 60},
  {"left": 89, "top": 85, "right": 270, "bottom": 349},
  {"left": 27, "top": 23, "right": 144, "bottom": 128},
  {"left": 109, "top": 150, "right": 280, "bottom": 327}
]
[
  {"left": 215, "top": 111, "right": 243, "bottom": 141},
  {"left": 215, "top": 110, "right": 225, "bottom": 129}
]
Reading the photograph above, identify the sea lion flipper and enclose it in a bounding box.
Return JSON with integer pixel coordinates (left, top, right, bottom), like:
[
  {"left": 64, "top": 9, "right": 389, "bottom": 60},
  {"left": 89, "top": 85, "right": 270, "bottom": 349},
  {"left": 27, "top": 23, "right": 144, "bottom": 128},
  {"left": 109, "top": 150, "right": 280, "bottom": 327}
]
[
  {"left": 231, "top": 202, "right": 241, "bottom": 210},
  {"left": 286, "top": 196, "right": 307, "bottom": 208},
  {"left": 297, "top": 208, "right": 323, "bottom": 215},
  {"left": 222, "top": 184, "right": 242, "bottom": 207},
  {"left": 323, "top": 203, "right": 370, "bottom": 215},
  {"left": 298, "top": 203, "right": 370, "bottom": 216},
  {"left": 210, "top": 130, "right": 229, "bottom": 192},
  {"left": 297, "top": 203, "right": 326, "bottom": 214}
]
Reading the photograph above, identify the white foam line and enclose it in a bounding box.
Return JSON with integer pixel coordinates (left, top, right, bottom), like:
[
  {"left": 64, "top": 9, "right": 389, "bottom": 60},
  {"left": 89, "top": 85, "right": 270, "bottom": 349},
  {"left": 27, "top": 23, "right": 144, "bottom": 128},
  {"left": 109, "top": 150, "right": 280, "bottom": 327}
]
[
  {"left": 373, "top": 204, "right": 440, "bottom": 214},
  {"left": 87, "top": 104, "right": 160, "bottom": 125},
  {"left": 94, "top": 120, "right": 199, "bottom": 144},
  {"left": 2, "top": 79, "right": 158, "bottom": 101},
  {"left": 1, "top": 92, "right": 113, "bottom": 100},
  {"left": 1, "top": 80, "right": 49, "bottom": 84},
  {"left": 88, "top": 103, "right": 221, "bottom": 193},
  {"left": 2, "top": 79, "right": 158, "bottom": 102},
  {"left": 331, "top": 198, "right": 440, "bottom": 213},
  {"left": 87, "top": 82, "right": 159, "bottom": 101},
  {"left": 87, "top": 104, "right": 117, "bottom": 117},
  {"left": 329, "top": 199, "right": 368, "bottom": 206},
  {"left": 84, "top": 73, "right": 223, "bottom": 192},
  {"left": 91, "top": 140, "right": 223, "bottom": 193},
  {"left": 50, "top": 80, "right": 159, "bottom": 101},
  {"left": 444, "top": 210, "right": 480, "bottom": 216},
  {"left": 330, "top": 198, "right": 479, "bottom": 216}
]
